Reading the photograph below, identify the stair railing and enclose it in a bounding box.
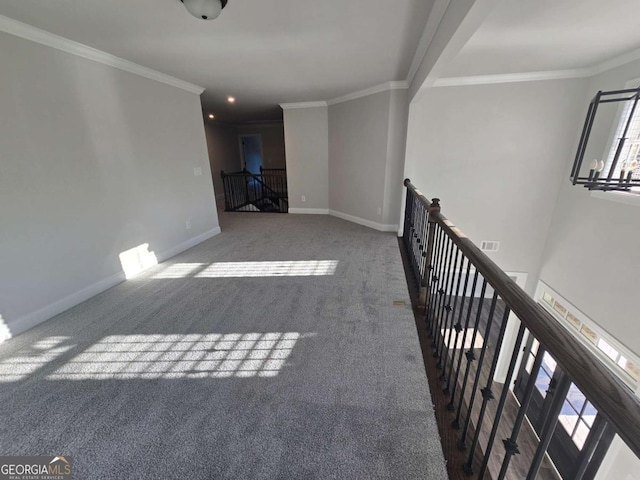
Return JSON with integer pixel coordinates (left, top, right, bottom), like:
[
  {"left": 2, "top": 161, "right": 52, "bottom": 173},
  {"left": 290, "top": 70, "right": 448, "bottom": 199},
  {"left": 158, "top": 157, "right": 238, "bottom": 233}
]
[
  {"left": 403, "top": 178, "right": 640, "bottom": 479},
  {"left": 221, "top": 169, "right": 288, "bottom": 213}
]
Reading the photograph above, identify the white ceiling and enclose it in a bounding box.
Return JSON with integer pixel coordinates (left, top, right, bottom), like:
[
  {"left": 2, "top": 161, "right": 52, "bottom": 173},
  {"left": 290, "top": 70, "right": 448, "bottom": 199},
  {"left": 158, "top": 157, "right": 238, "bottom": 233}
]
[
  {"left": 0, "top": 0, "right": 433, "bottom": 123},
  {"left": 442, "top": 0, "right": 640, "bottom": 78}
]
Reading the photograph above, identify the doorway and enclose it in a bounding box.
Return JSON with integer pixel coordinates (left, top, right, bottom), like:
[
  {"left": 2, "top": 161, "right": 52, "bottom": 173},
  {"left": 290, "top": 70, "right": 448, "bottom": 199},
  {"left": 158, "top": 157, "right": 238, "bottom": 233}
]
[{"left": 239, "top": 134, "right": 263, "bottom": 175}]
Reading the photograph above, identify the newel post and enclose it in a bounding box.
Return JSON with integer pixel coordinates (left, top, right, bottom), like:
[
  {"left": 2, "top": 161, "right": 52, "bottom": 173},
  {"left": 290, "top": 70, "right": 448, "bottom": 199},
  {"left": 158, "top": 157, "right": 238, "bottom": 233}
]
[{"left": 419, "top": 198, "right": 440, "bottom": 312}]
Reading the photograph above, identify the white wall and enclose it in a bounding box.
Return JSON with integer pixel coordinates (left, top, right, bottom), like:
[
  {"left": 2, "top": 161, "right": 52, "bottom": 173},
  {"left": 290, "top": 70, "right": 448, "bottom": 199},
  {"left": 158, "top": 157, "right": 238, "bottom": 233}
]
[
  {"left": 282, "top": 106, "right": 329, "bottom": 212},
  {"left": 327, "top": 89, "right": 408, "bottom": 228},
  {"left": 0, "top": 32, "right": 219, "bottom": 336},
  {"left": 539, "top": 58, "right": 640, "bottom": 355},
  {"left": 204, "top": 123, "right": 242, "bottom": 203},
  {"left": 328, "top": 91, "right": 390, "bottom": 222},
  {"left": 404, "top": 78, "right": 588, "bottom": 292},
  {"left": 383, "top": 89, "right": 410, "bottom": 226}
]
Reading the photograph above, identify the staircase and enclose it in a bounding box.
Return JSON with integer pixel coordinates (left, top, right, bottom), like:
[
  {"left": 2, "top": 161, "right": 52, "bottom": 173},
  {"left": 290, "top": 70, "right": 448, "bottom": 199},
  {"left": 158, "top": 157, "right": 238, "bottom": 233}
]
[{"left": 221, "top": 168, "right": 288, "bottom": 213}]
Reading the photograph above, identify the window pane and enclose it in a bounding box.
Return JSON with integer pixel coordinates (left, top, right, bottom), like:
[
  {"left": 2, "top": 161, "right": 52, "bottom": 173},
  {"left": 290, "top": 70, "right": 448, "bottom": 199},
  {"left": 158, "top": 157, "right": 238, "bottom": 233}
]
[
  {"left": 597, "top": 338, "right": 619, "bottom": 361},
  {"left": 572, "top": 420, "right": 590, "bottom": 450},
  {"left": 559, "top": 399, "right": 579, "bottom": 435},
  {"left": 535, "top": 369, "right": 552, "bottom": 397},
  {"left": 541, "top": 352, "right": 556, "bottom": 376},
  {"left": 583, "top": 401, "right": 597, "bottom": 427},
  {"left": 618, "top": 355, "right": 628, "bottom": 368},
  {"left": 531, "top": 337, "right": 540, "bottom": 355},
  {"left": 606, "top": 97, "right": 640, "bottom": 185},
  {"left": 525, "top": 353, "right": 535, "bottom": 373},
  {"left": 566, "top": 383, "right": 587, "bottom": 412}
]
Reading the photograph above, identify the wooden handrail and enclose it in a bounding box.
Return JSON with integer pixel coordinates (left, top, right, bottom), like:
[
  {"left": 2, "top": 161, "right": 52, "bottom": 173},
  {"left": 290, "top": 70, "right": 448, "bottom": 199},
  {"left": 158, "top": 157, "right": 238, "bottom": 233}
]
[
  {"left": 260, "top": 166, "right": 286, "bottom": 173},
  {"left": 404, "top": 178, "right": 640, "bottom": 458}
]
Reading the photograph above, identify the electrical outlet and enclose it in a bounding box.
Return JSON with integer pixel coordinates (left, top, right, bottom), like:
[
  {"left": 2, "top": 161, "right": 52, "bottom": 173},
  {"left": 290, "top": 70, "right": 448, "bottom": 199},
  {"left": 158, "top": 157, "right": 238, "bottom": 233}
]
[
  {"left": 377, "top": 207, "right": 382, "bottom": 215},
  {"left": 186, "top": 220, "right": 191, "bottom": 230},
  {"left": 301, "top": 195, "right": 306, "bottom": 203},
  {"left": 193, "top": 167, "right": 202, "bottom": 177}
]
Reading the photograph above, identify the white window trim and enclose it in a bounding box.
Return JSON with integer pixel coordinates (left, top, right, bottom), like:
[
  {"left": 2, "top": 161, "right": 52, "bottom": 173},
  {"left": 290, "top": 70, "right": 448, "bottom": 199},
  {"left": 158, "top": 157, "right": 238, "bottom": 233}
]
[{"left": 534, "top": 280, "right": 640, "bottom": 390}]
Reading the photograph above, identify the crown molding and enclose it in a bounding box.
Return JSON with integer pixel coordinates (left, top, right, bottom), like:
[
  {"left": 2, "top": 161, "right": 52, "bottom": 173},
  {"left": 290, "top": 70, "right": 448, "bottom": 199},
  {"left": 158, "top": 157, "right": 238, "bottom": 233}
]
[
  {"left": 0, "top": 15, "right": 204, "bottom": 95},
  {"left": 280, "top": 101, "right": 328, "bottom": 109},
  {"left": 327, "top": 81, "right": 409, "bottom": 106},
  {"left": 589, "top": 47, "right": 640, "bottom": 76},
  {"left": 433, "top": 69, "right": 590, "bottom": 87},
  {"left": 406, "top": 0, "right": 451, "bottom": 86},
  {"left": 431, "top": 46, "right": 640, "bottom": 89}
]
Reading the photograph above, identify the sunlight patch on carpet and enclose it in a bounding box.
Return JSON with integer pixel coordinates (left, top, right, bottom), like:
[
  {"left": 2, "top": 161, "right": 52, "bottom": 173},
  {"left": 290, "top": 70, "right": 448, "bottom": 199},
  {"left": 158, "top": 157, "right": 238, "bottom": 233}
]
[
  {"left": 47, "top": 333, "right": 300, "bottom": 380},
  {"left": 151, "top": 260, "right": 338, "bottom": 279},
  {"left": 0, "top": 337, "right": 74, "bottom": 382}
]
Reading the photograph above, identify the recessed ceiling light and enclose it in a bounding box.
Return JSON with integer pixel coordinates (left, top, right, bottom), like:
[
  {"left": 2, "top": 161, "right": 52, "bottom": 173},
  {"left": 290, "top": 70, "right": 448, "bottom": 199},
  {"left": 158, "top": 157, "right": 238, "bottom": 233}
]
[
  {"left": 227, "top": 96, "right": 235, "bottom": 104},
  {"left": 208, "top": 114, "right": 215, "bottom": 119}
]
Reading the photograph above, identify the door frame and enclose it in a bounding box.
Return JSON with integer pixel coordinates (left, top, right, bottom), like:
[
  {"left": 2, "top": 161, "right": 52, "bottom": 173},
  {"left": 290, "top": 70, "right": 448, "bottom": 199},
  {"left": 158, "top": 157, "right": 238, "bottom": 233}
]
[{"left": 238, "top": 134, "right": 263, "bottom": 172}]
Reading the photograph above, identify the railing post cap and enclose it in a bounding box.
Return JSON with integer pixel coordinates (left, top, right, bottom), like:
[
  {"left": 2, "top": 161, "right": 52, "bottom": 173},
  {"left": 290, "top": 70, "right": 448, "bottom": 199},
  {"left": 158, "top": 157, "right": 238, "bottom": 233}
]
[
  {"left": 431, "top": 198, "right": 440, "bottom": 206},
  {"left": 404, "top": 178, "right": 411, "bottom": 186}
]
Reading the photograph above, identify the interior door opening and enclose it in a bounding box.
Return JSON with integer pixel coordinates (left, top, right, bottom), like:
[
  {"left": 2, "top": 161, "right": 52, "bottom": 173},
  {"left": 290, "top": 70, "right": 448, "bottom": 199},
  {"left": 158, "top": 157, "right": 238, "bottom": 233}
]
[{"left": 240, "top": 134, "right": 263, "bottom": 175}]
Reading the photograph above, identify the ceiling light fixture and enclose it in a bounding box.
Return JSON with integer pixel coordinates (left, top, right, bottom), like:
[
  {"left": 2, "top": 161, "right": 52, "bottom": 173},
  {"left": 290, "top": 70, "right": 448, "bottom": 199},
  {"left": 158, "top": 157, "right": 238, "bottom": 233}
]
[
  {"left": 227, "top": 96, "right": 235, "bottom": 104},
  {"left": 571, "top": 87, "right": 640, "bottom": 191},
  {"left": 180, "top": 0, "right": 228, "bottom": 21},
  {"left": 208, "top": 114, "right": 215, "bottom": 119}
]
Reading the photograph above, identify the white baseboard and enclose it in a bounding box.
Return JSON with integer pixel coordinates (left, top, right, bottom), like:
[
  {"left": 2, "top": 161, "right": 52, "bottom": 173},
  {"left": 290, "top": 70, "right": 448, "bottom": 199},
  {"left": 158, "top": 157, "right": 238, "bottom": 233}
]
[
  {"left": 288, "top": 208, "right": 330, "bottom": 214},
  {"left": 9, "top": 226, "right": 222, "bottom": 337},
  {"left": 329, "top": 210, "right": 398, "bottom": 232},
  {"left": 156, "top": 227, "right": 221, "bottom": 263},
  {"left": 9, "top": 270, "right": 126, "bottom": 336}
]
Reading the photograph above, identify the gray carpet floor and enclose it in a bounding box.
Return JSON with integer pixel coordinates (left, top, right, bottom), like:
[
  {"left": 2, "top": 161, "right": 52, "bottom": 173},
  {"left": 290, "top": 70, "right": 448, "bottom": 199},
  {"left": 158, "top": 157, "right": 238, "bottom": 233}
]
[{"left": 0, "top": 212, "right": 448, "bottom": 479}]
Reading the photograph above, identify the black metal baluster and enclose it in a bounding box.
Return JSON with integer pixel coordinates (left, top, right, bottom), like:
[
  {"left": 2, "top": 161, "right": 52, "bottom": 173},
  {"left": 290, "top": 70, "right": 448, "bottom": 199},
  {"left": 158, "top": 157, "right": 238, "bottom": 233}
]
[
  {"left": 403, "top": 190, "right": 412, "bottom": 248},
  {"left": 429, "top": 227, "right": 446, "bottom": 337},
  {"left": 433, "top": 228, "right": 449, "bottom": 337},
  {"left": 497, "top": 342, "right": 546, "bottom": 480},
  {"left": 418, "top": 207, "right": 432, "bottom": 309},
  {"left": 453, "top": 278, "right": 488, "bottom": 430},
  {"left": 458, "top": 289, "right": 498, "bottom": 451},
  {"left": 411, "top": 196, "right": 421, "bottom": 288},
  {"left": 526, "top": 373, "right": 571, "bottom": 480},
  {"left": 477, "top": 323, "right": 526, "bottom": 479},
  {"left": 412, "top": 198, "right": 421, "bottom": 287},
  {"left": 232, "top": 176, "right": 237, "bottom": 209},
  {"left": 221, "top": 172, "right": 228, "bottom": 210},
  {"left": 418, "top": 203, "right": 429, "bottom": 280},
  {"left": 463, "top": 304, "right": 511, "bottom": 474},
  {"left": 408, "top": 193, "right": 416, "bottom": 278},
  {"left": 422, "top": 206, "right": 430, "bottom": 278},
  {"left": 445, "top": 258, "right": 472, "bottom": 396},
  {"left": 434, "top": 236, "right": 455, "bottom": 365},
  {"left": 438, "top": 246, "right": 461, "bottom": 377},
  {"left": 426, "top": 224, "right": 441, "bottom": 333},
  {"left": 434, "top": 238, "right": 455, "bottom": 362},
  {"left": 448, "top": 269, "right": 479, "bottom": 412},
  {"left": 411, "top": 196, "right": 425, "bottom": 289}
]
